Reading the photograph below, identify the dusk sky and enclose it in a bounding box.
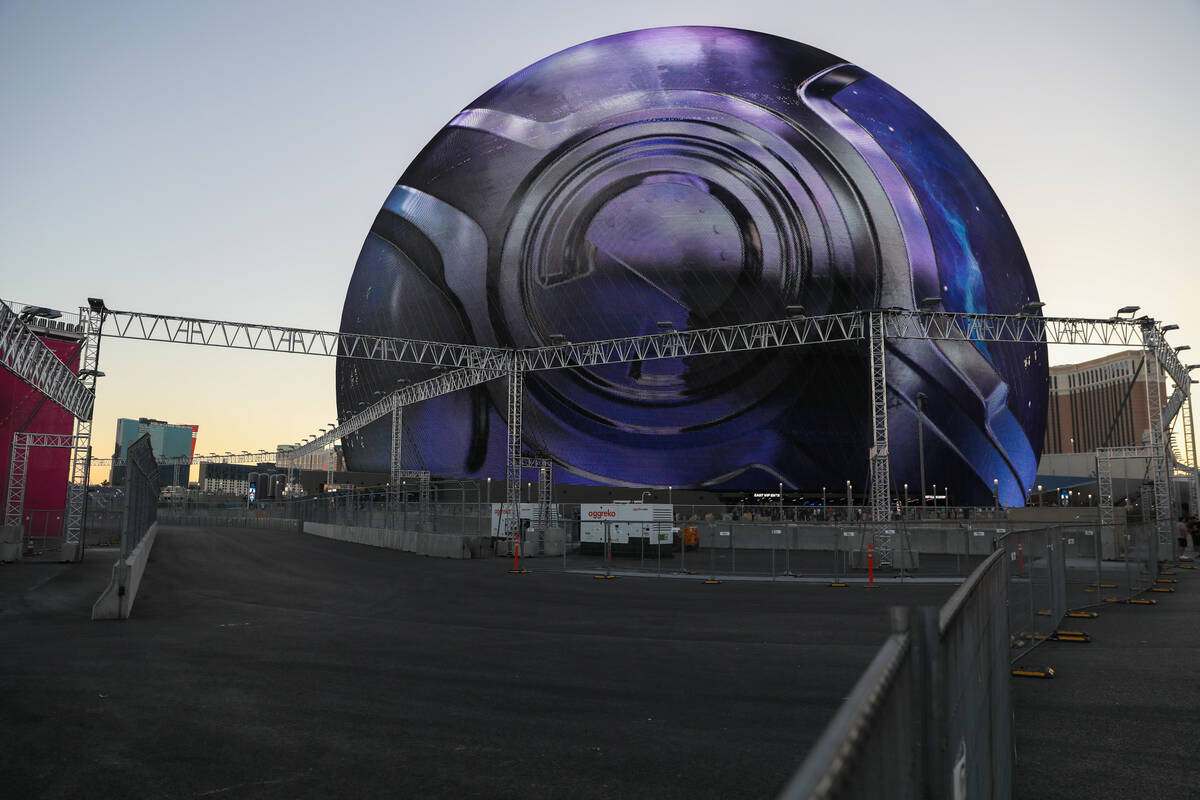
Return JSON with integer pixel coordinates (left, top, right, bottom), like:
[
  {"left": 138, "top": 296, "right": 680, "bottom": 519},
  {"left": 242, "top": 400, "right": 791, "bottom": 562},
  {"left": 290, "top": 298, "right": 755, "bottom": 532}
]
[{"left": 2, "top": 0, "right": 1197, "bottom": 470}]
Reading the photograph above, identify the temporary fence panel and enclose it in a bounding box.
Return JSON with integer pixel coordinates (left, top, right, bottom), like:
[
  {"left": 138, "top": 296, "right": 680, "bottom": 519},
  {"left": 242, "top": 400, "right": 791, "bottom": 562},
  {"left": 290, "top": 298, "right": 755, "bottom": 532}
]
[{"left": 780, "top": 550, "right": 1012, "bottom": 799}]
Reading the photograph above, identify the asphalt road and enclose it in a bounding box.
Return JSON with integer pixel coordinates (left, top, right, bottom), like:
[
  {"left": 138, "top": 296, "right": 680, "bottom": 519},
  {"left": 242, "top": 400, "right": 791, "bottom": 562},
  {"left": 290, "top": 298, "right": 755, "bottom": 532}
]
[
  {"left": 0, "top": 524, "right": 956, "bottom": 799},
  {"left": 1012, "top": 557, "right": 1200, "bottom": 799}
]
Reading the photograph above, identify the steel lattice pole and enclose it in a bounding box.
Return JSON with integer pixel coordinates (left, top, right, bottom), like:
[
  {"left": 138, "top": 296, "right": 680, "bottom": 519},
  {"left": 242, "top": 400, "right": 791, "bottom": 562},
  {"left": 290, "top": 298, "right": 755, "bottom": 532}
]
[
  {"left": 1143, "top": 326, "right": 1172, "bottom": 544},
  {"left": 505, "top": 354, "right": 524, "bottom": 552},
  {"left": 868, "top": 312, "right": 893, "bottom": 565}
]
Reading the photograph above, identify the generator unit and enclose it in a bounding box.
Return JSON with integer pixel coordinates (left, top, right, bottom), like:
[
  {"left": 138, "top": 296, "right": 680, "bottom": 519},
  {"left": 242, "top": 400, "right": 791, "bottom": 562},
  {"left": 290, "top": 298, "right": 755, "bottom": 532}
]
[{"left": 580, "top": 502, "right": 673, "bottom": 552}]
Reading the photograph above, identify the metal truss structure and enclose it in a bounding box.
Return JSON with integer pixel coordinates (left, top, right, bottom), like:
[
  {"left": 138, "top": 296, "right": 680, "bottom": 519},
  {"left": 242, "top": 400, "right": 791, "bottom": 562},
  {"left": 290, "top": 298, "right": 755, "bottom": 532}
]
[
  {"left": 63, "top": 305, "right": 103, "bottom": 554},
  {"left": 1142, "top": 345, "right": 1172, "bottom": 542},
  {"left": 5, "top": 434, "right": 88, "bottom": 555},
  {"left": 389, "top": 407, "right": 403, "bottom": 509},
  {"left": 282, "top": 365, "right": 506, "bottom": 462},
  {"left": 505, "top": 360, "right": 524, "bottom": 545},
  {"left": 1096, "top": 446, "right": 1156, "bottom": 526},
  {"left": 521, "top": 458, "right": 555, "bottom": 530},
  {"left": 866, "top": 312, "right": 894, "bottom": 564},
  {"left": 391, "top": 468, "right": 432, "bottom": 531},
  {"left": 61, "top": 302, "right": 1200, "bottom": 556},
  {"left": 101, "top": 306, "right": 507, "bottom": 369},
  {"left": 0, "top": 301, "right": 94, "bottom": 420},
  {"left": 1180, "top": 394, "right": 1200, "bottom": 517},
  {"left": 94, "top": 449, "right": 280, "bottom": 468}
]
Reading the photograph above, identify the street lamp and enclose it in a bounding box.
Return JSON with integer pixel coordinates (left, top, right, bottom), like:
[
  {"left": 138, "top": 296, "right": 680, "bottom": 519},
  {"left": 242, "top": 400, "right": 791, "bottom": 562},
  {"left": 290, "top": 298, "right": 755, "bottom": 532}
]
[
  {"left": 486, "top": 476, "right": 491, "bottom": 507},
  {"left": 993, "top": 478, "right": 1000, "bottom": 508},
  {"left": 846, "top": 480, "right": 852, "bottom": 516},
  {"left": 822, "top": 486, "right": 827, "bottom": 519},
  {"left": 1037, "top": 484, "right": 1043, "bottom": 506},
  {"left": 903, "top": 482, "right": 908, "bottom": 511}
]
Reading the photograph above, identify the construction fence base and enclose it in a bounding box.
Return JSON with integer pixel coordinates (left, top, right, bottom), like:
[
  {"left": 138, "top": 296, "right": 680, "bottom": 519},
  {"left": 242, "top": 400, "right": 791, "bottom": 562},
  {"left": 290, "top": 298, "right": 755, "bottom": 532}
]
[{"left": 92, "top": 521, "right": 159, "bottom": 621}]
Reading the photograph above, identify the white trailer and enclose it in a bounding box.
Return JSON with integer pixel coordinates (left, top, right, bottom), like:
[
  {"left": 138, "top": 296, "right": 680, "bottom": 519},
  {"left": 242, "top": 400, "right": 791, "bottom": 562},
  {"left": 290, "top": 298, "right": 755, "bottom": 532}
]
[{"left": 580, "top": 502, "right": 673, "bottom": 551}]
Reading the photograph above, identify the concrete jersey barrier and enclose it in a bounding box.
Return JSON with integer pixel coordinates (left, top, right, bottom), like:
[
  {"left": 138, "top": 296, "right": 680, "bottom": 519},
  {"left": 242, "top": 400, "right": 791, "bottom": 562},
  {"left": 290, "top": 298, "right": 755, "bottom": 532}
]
[
  {"left": 302, "top": 522, "right": 487, "bottom": 559},
  {"left": 92, "top": 522, "right": 159, "bottom": 620}
]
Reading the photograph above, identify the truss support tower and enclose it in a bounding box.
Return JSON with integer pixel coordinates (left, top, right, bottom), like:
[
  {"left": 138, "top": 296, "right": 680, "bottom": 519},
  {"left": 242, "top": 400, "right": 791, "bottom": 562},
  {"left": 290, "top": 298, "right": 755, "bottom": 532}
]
[{"left": 867, "top": 312, "right": 894, "bottom": 565}]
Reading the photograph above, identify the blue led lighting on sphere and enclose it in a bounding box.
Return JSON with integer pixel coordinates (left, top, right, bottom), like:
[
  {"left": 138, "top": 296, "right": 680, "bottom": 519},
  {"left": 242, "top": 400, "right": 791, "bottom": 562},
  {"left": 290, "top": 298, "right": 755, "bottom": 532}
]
[{"left": 336, "top": 26, "right": 1047, "bottom": 506}]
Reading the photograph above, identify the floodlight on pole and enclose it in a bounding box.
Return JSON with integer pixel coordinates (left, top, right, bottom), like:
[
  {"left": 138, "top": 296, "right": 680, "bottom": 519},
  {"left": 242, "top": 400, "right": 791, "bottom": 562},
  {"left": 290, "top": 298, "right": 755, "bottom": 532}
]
[
  {"left": 20, "top": 305, "right": 62, "bottom": 320},
  {"left": 1161, "top": 324, "right": 1180, "bottom": 333},
  {"left": 1117, "top": 305, "right": 1140, "bottom": 316}
]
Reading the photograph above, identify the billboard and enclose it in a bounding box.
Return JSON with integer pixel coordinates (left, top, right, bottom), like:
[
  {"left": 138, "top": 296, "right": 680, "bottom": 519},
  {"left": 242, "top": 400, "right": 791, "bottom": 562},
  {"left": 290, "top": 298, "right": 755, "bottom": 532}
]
[{"left": 336, "top": 26, "right": 1047, "bottom": 506}]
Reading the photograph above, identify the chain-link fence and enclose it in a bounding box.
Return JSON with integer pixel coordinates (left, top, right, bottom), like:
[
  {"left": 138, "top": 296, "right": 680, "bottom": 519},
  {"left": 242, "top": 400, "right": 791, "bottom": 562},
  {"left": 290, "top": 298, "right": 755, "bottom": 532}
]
[{"left": 121, "top": 434, "right": 159, "bottom": 559}]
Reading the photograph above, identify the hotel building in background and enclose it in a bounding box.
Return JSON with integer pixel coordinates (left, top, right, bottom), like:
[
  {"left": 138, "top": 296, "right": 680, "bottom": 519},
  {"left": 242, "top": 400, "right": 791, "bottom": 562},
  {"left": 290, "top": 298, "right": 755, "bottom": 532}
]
[
  {"left": 110, "top": 418, "right": 198, "bottom": 486},
  {"left": 1043, "top": 350, "right": 1165, "bottom": 455}
]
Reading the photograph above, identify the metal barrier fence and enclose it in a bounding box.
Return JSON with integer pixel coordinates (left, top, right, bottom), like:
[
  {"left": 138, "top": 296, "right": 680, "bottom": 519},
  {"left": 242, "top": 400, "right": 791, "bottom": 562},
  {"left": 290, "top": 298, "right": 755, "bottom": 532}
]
[
  {"left": 160, "top": 499, "right": 1027, "bottom": 579},
  {"left": 779, "top": 521, "right": 1170, "bottom": 799},
  {"left": 121, "top": 434, "right": 159, "bottom": 559},
  {"left": 780, "top": 549, "right": 1012, "bottom": 798},
  {"left": 15, "top": 508, "right": 65, "bottom": 556}
]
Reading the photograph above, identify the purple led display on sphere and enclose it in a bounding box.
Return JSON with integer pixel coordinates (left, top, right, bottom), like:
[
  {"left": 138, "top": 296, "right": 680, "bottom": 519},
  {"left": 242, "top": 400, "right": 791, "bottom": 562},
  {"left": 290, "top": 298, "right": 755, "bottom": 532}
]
[{"left": 336, "top": 26, "right": 1047, "bottom": 506}]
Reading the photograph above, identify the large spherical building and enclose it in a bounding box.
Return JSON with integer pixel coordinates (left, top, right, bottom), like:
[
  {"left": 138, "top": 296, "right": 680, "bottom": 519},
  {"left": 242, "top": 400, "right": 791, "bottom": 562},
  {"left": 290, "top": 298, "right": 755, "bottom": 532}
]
[{"left": 336, "top": 26, "right": 1046, "bottom": 506}]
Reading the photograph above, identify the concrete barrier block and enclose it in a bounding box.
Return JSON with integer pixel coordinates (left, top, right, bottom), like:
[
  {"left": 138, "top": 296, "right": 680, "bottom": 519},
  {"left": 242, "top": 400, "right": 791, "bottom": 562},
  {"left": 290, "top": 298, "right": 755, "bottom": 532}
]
[
  {"left": 92, "top": 522, "right": 159, "bottom": 621},
  {"left": 1, "top": 523, "right": 23, "bottom": 562}
]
